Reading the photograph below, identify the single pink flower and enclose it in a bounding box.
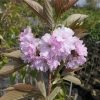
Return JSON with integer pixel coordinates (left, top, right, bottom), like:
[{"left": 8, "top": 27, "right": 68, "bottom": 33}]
[
  {"left": 75, "top": 39, "right": 88, "bottom": 56},
  {"left": 31, "top": 56, "right": 60, "bottom": 72},
  {"left": 19, "top": 28, "right": 33, "bottom": 43},
  {"left": 65, "top": 54, "right": 86, "bottom": 69},
  {"left": 20, "top": 42, "right": 36, "bottom": 63},
  {"left": 50, "top": 26, "right": 77, "bottom": 60},
  {"left": 47, "top": 57, "right": 60, "bottom": 72},
  {"left": 19, "top": 27, "right": 39, "bottom": 63},
  {"left": 38, "top": 33, "right": 55, "bottom": 58},
  {"left": 31, "top": 57, "right": 49, "bottom": 72}
]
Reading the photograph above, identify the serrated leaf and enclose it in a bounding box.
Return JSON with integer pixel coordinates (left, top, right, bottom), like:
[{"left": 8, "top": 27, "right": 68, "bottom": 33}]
[
  {"left": 1, "top": 83, "right": 43, "bottom": 98},
  {"left": 61, "top": 0, "right": 78, "bottom": 14},
  {"left": 0, "top": 60, "right": 25, "bottom": 77},
  {"left": 3, "top": 50, "right": 22, "bottom": 59},
  {"left": 43, "top": 0, "right": 53, "bottom": 27},
  {"left": 24, "top": 0, "right": 45, "bottom": 20},
  {"left": 10, "top": 72, "right": 16, "bottom": 84},
  {"left": 0, "top": 90, "right": 43, "bottom": 100},
  {"left": 63, "top": 14, "right": 88, "bottom": 26},
  {"left": 74, "top": 23, "right": 93, "bottom": 29},
  {"left": 36, "top": 71, "right": 46, "bottom": 98},
  {"left": 74, "top": 29, "right": 86, "bottom": 36},
  {"left": 76, "top": 33, "right": 89, "bottom": 38},
  {"left": 62, "top": 75, "right": 81, "bottom": 85},
  {"left": 13, "top": 83, "right": 36, "bottom": 92},
  {"left": 13, "top": 83, "right": 44, "bottom": 99},
  {"left": 49, "top": 86, "right": 61, "bottom": 100},
  {"left": 0, "top": 87, "right": 14, "bottom": 92},
  {"left": 53, "top": 0, "right": 69, "bottom": 17},
  {"left": 68, "top": 18, "right": 80, "bottom": 29}
]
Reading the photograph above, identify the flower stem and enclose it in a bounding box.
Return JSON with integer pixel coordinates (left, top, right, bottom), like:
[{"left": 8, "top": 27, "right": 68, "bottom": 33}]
[{"left": 47, "top": 71, "right": 52, "bottom": 97}]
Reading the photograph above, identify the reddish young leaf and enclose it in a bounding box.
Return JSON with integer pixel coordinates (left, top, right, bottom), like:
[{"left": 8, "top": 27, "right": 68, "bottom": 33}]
[
  {"left": 0, "top": 60, "right": 25, "bottom": 77},
  {"left": 61, "top": 0, "right": 78, "bottom": 14},
  {"left": 24, "top": 0, "right": 45, "bottom": 20},
  {"left": 53, "top": 0, "right": 69, "bottom": 16},
  {"left": 3, "top": 50, "right": 22, "bottom": 59},
  {"left": 43, "top": 0, "right": 53, "bottom": 27}
]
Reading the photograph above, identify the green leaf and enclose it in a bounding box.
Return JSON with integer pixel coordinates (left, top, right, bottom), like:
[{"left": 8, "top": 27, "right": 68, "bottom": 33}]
[
  {"left": 3, "top": 57, "right": 8, "bottom": 63},
  {"left": 30, "top": 69, "right": 37, "bottom": 78},
  {"left": 0, "top": 61, "right": 3, "bottom": 69},
  {"left": 59, "top": 89, "right": 64, "bottom": 97},
  {"left": 10, "top": 72, "right": 16, "bottom": 84},
  {"left": 0, "top": 8, "right": 3, "bottom": 14},
  {"left": 36, "top": 71, "right": 46, "bottom": 98},
  {"left": 20, "top": 66, "right": 26, "bottom": 80},
  {"left": 62, "top": 75, "right": 81, "bottom": 85},
  {"left": 52, "top": 77, "right": 60, "bottom": 85},
  {"left": 0, "top": 35, "right": 3, "bottom": 40},
  {"left": 10, "top": 28, "right": 15, "bottom": 34},
  {"left": 49, "top": 86, "right": 61, "bottom": 100},
  {"left": 60, "top": 82, "right": 66, "bottom": 98}
]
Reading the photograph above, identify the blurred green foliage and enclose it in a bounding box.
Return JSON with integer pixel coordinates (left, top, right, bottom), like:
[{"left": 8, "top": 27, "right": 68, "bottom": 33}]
[
  {"left": 0, "top": 0, "right": 32, "bottom": 69},
  {"left": 0, "top": 1, "right": 100, "bottom": 50},
  {"left": 0, "top": 0, "right": 50, "bottom": 48},
  {"left": 0, "top": 0, "right": 32, "bottom": 47}
]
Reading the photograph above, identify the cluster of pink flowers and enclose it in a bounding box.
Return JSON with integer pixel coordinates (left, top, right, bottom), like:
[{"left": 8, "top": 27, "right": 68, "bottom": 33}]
[{"left": 19, "top": 26, "right": 87, "bottom": 72}]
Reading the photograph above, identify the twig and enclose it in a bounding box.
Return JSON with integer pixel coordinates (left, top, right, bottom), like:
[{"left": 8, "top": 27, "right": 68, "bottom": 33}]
[
  {"left": 69, "top": 82, "right": 72, "bottom": 96},
  {"left": 47, "top": 71, "right": 52, "bottom": 97}
]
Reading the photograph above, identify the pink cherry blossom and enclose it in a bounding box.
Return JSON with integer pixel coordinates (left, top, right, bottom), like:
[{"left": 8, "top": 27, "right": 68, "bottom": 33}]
[
  {"left": 75, "top": 39, "right": 88, "bottom": 56},
  {"left": 20, "top": 42, "right": 36, "bottom": 63},
  {"left": 52, "top": 26, "right": 74, "bottom": 42},
  {"left": 47, "top": 57, "right": 60, "bottom": 72},
  {"left": 19, "top": 27, "right": 39, "bottom": 63},
  {"left": 65, "top": 55, "right": 86, "bottom": 69},
  {"left": 50, "top": 26, "right": 77, "bottom": 60},
  {"left": 31, "top": 56, "right": 60, "bottom": 72},
  {"left": 38, "top": 33, "right": 56, "bottom": 58},
  {"left": 19, "top": 28, "right": 34, "bottom": 43},
  {"left": 31, "top": 57, "right": 49, "bottom": 72}
]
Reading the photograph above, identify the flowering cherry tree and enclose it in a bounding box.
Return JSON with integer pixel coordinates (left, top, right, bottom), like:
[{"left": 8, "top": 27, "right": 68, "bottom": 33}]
[{"left": 0, "top": 0, "right": 91, "bottom": 100}]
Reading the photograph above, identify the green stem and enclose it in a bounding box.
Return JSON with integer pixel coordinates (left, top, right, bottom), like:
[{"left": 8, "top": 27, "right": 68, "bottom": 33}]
[{"left": 55, "top": 61, "right": 64, "bottom": 77}]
